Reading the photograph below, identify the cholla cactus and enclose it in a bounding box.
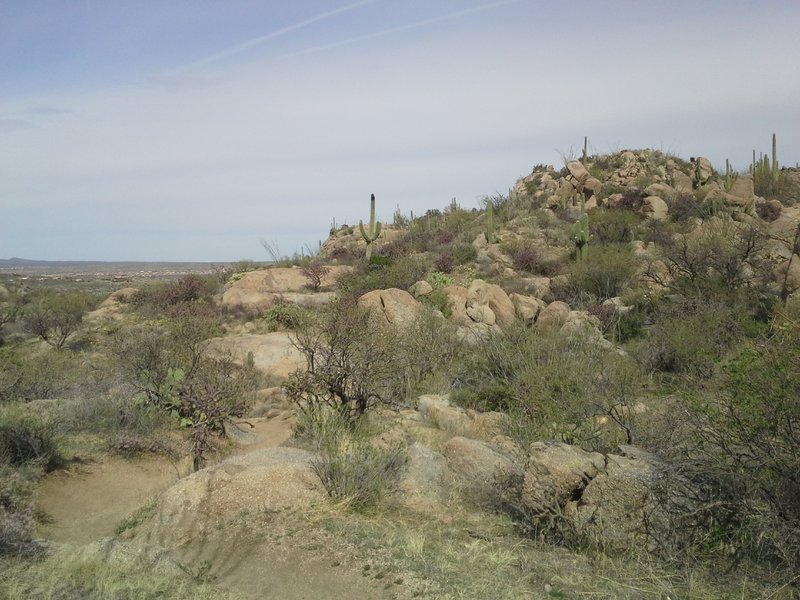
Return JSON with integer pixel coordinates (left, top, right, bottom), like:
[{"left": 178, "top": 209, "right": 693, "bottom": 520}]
[{"left": 359, "top": 193, "right": 382, "bottom": 260}]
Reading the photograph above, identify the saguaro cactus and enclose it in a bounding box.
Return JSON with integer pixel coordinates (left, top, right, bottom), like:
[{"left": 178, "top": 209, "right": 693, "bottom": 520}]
[
  {"left": 574, "top": 213, "right": 591, "bottom": 263},
  {"left": 359, "top": 193, "right": 382, "bottom": 260},
  {"left": 772, "top": 133, "right": 779, "bottom": 182},
  {"left": 485, "top": 201, "right": 495, "bottom": 244}
]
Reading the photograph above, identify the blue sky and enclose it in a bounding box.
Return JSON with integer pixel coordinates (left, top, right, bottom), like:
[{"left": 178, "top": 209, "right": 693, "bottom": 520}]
[{"left": 1, "top": 0, "right": 799, "bottom": 261}]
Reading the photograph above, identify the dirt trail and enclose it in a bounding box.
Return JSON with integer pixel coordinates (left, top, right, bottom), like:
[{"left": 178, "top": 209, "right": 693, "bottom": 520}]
[
  {"left": 34, "top": 414, "right": 399, "bottom": 599},
  {"left": 36, "top": 415, "right": 293, "bottom": 545}
]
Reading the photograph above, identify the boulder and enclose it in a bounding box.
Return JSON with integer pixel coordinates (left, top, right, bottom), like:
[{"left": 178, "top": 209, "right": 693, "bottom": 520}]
[
  {"left": 729, "top": 173, "right": 755, "bottom": 202},
  {"left": 573, "top": 452, "right": 660, "bottom": 551},
  {"left": 357, "top": 288, "right": 423, "bottom": 327},
  {"left": 466, "top": 303, "right": 496, "bottom": 326},
  {"left": 509, "top": 293, "right": 543, "bottom": 323},
  {"left": 135, "top": 448, "right": 324, "bottom": 547},
  {"left": 691, "top": 157, "right": 714, "bottom": 185},
  {"left": 221, "top": 267, "right": 351, "bottom": 311},
  {"left": 644, "top": 183, "right": 677, "bottom": 200},
  {"left": 583, "top": 176, "right": 602, "bottom": 197},
  {"left": 409, "top": 280, "right": 433, "bottom": 298},
  {"left": 443, "top": 436, "right": 517, "bottom": 499},
  {"left": 536, "top": 301, "right": 571, "bottom": 329},
  {"left": 670, "top": 171, "right": 694, "bottom": 194},
  {"left": 642, "top": 195, "right": 669, "bottom": 220},
  {"left": 398, "top": 442, "right": 448, "bottom": 512},
  {"left": 521, "top": 442, "right": 606, "bottom": 518},
  {"left": 205, "top": 333, "right": 305, "bottom": 379},
  {"left": 566, "top": 161, "right": 590, "bottom": 185},
  {"left": 518, "top": 276, "right": 552, "bottom": 301},
  {"left": 466, "top": 279, "right": 516, "bottom": 328},
  {"left": 704, "top": 187, "right": 752, "bottom": 209},
  {"left": 441, "top": 285, "right": 471, "bottom": 325}
]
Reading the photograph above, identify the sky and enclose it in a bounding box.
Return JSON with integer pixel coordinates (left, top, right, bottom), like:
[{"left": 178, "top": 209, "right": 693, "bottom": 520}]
[{"left": 1, "top": 0, "right": 799, "bottom": 262}]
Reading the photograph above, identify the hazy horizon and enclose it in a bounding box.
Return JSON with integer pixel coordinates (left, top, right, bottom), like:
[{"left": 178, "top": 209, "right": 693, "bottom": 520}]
[{"left": 2, "top": 1, "right": 799, "bottom": 262}]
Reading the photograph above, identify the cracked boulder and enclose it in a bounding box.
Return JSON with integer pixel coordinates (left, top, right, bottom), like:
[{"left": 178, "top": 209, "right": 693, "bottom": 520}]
[
  {"left": 519, "top": 442, "right": 674, "bottom": 553},
  {"left": 357, "top": 288, "right": 423, "bottom": 327}
]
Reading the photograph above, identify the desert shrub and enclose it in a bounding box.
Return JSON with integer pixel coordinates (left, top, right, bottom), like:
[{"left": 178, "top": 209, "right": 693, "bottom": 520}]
[
  {"left": 666, "top": 193, "right": 704, "bottom": 222},
  {"left": 567, "top": 244, "right": 639, "bottom": 302},
  {"left": 637, "top": 299, "right": 744, "bottom": 377},
  {"left": 129, "top": 275, "right": 216, "bottom": 316},
  {"left": 112, "top": 317, "right": 259, "bottom": 470},
  {"left": 327, "top": 245, "right": 361, "bottom": 263},
  {"left": 646, "top": 320, "right": 800, "bottom": 579},
  {"left": 20, "top": 290, "right": 92, "bottom": 349},
  {"left": 0, "top": 404, "right": 62, "bottom": 470},
  {"left": 0, "top": 464, "right": 38, "bottom": 556},
  {"left": 645, "top": 218, "right": 769, "bottom": 302},
  {"left": 452, "top": 324, "right": 644, "bottom": 452},
  {"left": 285, "top": 300, "right": 461, "bottom": 421},
  {"left": 587, "top": 302, "right": 646, "bottom": 343},
  {"left": 755, "top": 199, "right": 782, "bottom": 222},
  {"left": 296, "top": 408, "right": 406, "bottom": 511},
  {"left": 263, "top": 303, "right": 311, "bottom": 332},
  {"left": 433, "top": 253, "right": 456, "bottom": 274},
  {"left": 436, "top": 230, "right": 456, "bottom": 245},
  {"left": 420, "top": 289, "right": 452, "bottom": 318},
  {"left": 451, "top": 242, "right": 478, "bottom": 265},
  {"left": 616, "top": 188, "right": 646, "bottom": 211},
  {"left": 336, "top": 256, "right": 428, "bottom": 298},
  {"left": 53, "top": 392, "right": 174, "bottom": 446},
  {"left": 689, "top": 322, "right": 800, "bottom": 572},
  {"left": 589, "top": 209, "right": 642, "bottom": 244},
  {"left": 299, "top": 262, "right": 331, "bottom": 291},
  {"left": 502, "top": 241, "right": 561, "bottom": 276}
]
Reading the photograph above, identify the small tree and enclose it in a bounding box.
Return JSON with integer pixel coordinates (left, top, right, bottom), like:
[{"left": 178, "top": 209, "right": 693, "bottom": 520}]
[
  {"left": 21, "top": 291, "right": 90, "bottom": 349},
  {"left": 283, "top": 299, "right": 401, "bottom": 422},
  {"left": 112, "top": 317, "right": 259, "bottom": 470},
  {"left": 299, "top": 262, "right": 331, "bottom": 291}
]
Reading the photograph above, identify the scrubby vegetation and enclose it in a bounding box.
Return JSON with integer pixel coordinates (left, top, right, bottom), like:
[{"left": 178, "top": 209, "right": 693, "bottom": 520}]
[{"left": 2, "top": 145, "right": 800, "bottom": 598}]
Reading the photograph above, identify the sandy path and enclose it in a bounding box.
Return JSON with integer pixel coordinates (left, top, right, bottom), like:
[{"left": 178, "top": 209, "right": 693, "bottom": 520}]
[
  {"left": 36, "top": 415, "right": 294, "bottom": 545},
  {"left": 36, "top": 456, "right": 184, "bottom": 544}
]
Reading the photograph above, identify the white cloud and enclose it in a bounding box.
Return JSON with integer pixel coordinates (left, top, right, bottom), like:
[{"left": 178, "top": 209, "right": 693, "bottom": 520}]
[{"left": 1, "top": 2, "right": 799, "bottom": 260}]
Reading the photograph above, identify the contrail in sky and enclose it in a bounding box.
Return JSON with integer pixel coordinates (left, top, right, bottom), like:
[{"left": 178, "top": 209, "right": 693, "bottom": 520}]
[
  {"left": 183, "top": 0, "right": 379, "bottom": 69},
  {"left": 283, "top": 0, "right": 524, "bottom": 60}
]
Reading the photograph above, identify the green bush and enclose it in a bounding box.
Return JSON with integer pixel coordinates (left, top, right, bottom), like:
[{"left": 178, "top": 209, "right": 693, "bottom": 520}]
[
  {"left": 451, "top": 243, "right": 478, "bottom": 265},
  {"left": 297, "top": 408, "right": 406, "bottom": 511},
  {"left": 263, "top": 303, "right": 311, "bottom": 332},
  {"left": 336, "top": 256, "right": 429, "bottom": 298},
  {"left": 637, "top": 300, "right": 744, "bottom": 377},
  {"left": 589, "top": 209, "right": 642, "bottom": 244},
  {"left": 567, "top": 244, "right": 639, "bottom": 302},
  {"left": 130, "top": 275, "right": 217, "bottom": 317},
  {"left": 0, "top": 404, "right": 62, "bottom": 470},
  {"left": 0, "top": 464, "right": 38, "bottom": 556},
  {"left": 452, "top": 324, "right": 643, "bottom": 452}
]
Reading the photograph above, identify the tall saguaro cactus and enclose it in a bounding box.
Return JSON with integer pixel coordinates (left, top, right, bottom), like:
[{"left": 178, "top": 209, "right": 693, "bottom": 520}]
[
  {"left": 485, "top": 201, "right": 495, "bottom": 244},
  {"left": 772, "top": 133, "right": 779, "bottom": 183},
  {"left": 359, "top": 193, "right": 382, "bottom": 260}
]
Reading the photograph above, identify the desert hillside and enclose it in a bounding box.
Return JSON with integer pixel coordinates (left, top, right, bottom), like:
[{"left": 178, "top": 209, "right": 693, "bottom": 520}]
[{"left": 2, "top": 143, "right": 799, "bottom": 599}]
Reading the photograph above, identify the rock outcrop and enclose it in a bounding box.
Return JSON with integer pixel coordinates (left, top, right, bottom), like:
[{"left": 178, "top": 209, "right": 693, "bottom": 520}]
[{"left": 357, "top": 288, "right": 423, "bottom": 327}]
